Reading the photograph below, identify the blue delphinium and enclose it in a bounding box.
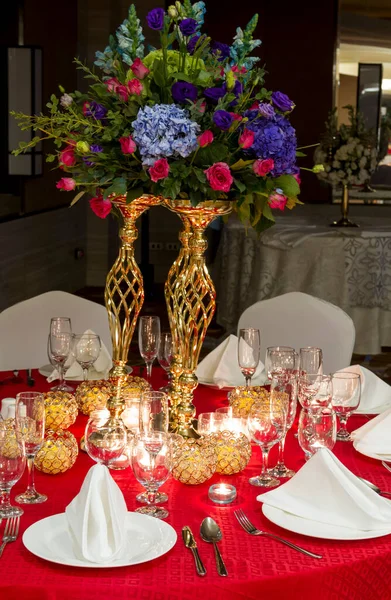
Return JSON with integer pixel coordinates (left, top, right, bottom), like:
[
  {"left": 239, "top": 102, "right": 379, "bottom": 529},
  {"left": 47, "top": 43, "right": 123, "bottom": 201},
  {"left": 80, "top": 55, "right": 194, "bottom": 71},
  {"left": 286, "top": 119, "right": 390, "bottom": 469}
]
[
  {"left": 132, "top": 104, "right": 200, "bottom": 165},
  {"left": 245, "top": 110, "right": 297, "bottom": 176},
  {"left": 182, "top": 0, "right": 206, "bottom": 31},
  {"left": 230, "top": 14, "right": 261, "bottom": 70}
]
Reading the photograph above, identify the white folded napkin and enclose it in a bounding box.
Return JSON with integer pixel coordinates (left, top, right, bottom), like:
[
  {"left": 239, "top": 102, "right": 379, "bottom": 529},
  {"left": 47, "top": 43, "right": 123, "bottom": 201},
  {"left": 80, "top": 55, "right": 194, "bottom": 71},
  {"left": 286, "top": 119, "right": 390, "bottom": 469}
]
[
  {"left": 47, "top": 329, "right": 112, "bottom": 382},
  {"left": 259, "top": 448, "right": 391, "bottom": 531},
  {"left": 336, "top": 365, "right": 391, "bottom": 413},
  {"left": 65, "top": 463, "right": 128, "bottom": 564},
  {"left": 352, "top": 407, "right": 391, "bottom": 457},
  {"left": 196, "top": 334, "right": 266, "bottom": 388}
]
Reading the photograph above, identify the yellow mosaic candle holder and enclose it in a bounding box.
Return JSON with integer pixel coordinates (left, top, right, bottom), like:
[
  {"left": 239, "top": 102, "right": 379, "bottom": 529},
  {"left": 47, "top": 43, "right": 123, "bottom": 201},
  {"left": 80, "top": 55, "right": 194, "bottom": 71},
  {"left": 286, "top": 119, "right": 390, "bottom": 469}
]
[
  {"left": 172, "top": 436, "right": 217, "bottom": 485},
  {"left": 120, "top": 376, "right": 151, "bottom": 395},
  {"left": 43, "top": 391, "right": 78, "bottom": 430},
  {"left": 75, "top": 381, "right": 112, "bottom": 416},
  {"left": 34, "top": 429, "right": 79, "bottom": 474},
  {"left": 227, "top": 386, "right": 270, "bottom": 418}
]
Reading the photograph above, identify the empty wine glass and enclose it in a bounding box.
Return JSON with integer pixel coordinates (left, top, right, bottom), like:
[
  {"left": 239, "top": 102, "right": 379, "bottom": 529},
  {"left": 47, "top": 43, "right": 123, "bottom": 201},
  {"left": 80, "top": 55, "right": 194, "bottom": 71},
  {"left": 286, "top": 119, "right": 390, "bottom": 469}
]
[
  {"left": 50, "top": 317, "right": 72, "bottom": 337},
  {"left": 72, "top": 333, "right": 101, "bottom": 381},
  {"left": 331, "top": 372, "right": 361, "bottom": 442},
  {"left": 48, "top": 332, "right": 73, "bottom": 392},
  {"left": 269, "top": 372, "right": 298, "bottom": 478},
  {"left": 85, "top": 412, "right": 127, "bottom": 467},
  {"left": 0, "top": 422, "right": 26, "bottom": 517},
  {"left": 158, "top": 333, "right": 173, "bottom": 391},
  {"left": 298, "top": 408, "right": 336, "bottom": 460},
  {"left": 238, "top": 328, "right": 261, "bottom": 387},
  {"left": 298, "top": 374, "right": 333, "bottom": 409},
  {"left": 138, "top": 316, "right": 161, "bottom": 380},
  {"left": 247, "top": 388, "right": 287, "bottom": 487},
  {"left": 131, "top": 432, "right": 172, "bottom": 519},
  {"left": 265, "top": 346, "right": 296, "bottom": 382},
  {"left": 15, "top": 392, "right": 47, "bottom": 504},
  {"left": 299, "top": 347, "right": 323, "bottom": 376},
  {"left": 139, "top": 391, "right": 169, "bottom": 435}
]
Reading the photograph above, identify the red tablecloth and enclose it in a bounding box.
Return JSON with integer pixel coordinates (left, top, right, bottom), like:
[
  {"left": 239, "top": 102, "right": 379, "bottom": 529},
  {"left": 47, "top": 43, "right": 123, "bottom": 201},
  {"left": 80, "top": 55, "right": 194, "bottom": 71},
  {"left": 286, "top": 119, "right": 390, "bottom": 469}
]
[{"left": 1, "top": 369, "right": 391, "bottom": 600}]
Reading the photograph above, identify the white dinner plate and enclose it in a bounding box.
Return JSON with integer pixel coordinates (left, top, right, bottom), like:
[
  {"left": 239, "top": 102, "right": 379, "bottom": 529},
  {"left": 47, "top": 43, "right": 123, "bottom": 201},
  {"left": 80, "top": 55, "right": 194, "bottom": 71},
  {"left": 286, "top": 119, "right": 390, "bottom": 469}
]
[
  {"left": 262, "top": 504, "right": 391, "bottom": 540},
  {"left": 39, "top": 364, "right": 132, "bottom": 382},
  {"left": 353, "top": 440, "right": 391, "bottom": 462},
  {"left": 23, "top": 512, "right": 177, "bottom": 568}
]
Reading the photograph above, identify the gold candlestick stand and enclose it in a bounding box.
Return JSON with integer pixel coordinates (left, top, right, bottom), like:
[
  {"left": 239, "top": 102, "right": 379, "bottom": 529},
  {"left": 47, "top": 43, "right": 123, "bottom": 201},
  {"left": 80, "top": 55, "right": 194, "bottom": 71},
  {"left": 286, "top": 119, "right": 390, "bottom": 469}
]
[{"left": 330, "top": 184, "right": 359, "bottom": 228}]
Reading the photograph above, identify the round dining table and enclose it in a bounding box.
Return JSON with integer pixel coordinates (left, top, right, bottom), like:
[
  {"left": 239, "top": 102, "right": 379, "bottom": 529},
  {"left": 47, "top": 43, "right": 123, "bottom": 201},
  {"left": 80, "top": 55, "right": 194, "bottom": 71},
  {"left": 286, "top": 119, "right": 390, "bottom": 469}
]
[{"left": 1, "top": 368, "right": 391, "bottom": 600}]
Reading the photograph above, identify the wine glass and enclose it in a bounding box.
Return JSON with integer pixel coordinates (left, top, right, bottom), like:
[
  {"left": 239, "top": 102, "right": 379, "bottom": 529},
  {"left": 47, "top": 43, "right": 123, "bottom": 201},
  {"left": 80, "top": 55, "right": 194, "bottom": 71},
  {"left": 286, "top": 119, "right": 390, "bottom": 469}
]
[
  {"left": 72, "top": 333, "right": 101, "bottom": 381},
  {"left": 48, "top": 332, "right": 73, "bottom": 392},
  {"left": 298, "top": 374, "right": 333, "bottom": 409},
  {"left": 15, "top": 392, "right": 47, "bottom": 504},
  {"left": 138, "top": 316, "right": 161, "bottom": 380},
  {"left": 0, "top": 422, "right": 26, "bottom": 517},
  {"left": 238, "top": 328, "right": 261, "bottom": 387},
  {"left": 49, "top": 317, "right": 73, "bottom": 392},
  {"left": 265, "top": 346, "right": 296, "bottom": 381},
  {"left": 158, "top": 333, "right": 173, "bottom": 392},
  {"left": 247, "top": 387, "right": 287, "bottom": 487},
  {"left": 131, "top": 432, "right": 172, "bottom": 519},
  {"left": 298, "top": 408, "right": 336, "bottom": 460},
  {"left": 269, "top": 372, "right": 298, "bottom": 478},
  {"left": 299, "top": 347, "right": 323, "bottom": 376},
  {"left": 85, "top": 412, "right": 127, "bottom": 467},
  {"left": 331, "top": 372, "right": 361, "bottom": 441}
]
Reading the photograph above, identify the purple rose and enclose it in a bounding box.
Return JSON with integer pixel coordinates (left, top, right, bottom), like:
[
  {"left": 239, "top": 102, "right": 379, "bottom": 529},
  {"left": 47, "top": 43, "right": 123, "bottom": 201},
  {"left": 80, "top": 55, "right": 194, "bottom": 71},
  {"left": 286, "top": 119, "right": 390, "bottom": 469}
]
[
  {"left": 83, "top": 157, "right": 95, "bottom": 167},
  {"left": 213, "top": 109, "right": 233, "bottom": 131},
  {"left": 146, "top": 8, "right": 165, "bottom": 30},
  {"left": 90, "top": 144, "right": 103, "bottom": 153},
  {"left": 271, "top": 91, "right": 294, "bottom": 112},
  {"left": 212, "top": 42, "right": 231, "bottom": 61},
  {"left": 204, "top": 87, "right": 226, "bottom": 104},
  {"left": 179, "top": 18, "right": 197, "bottom": 36},
  {"left": 172, "top": 81, "right": 198, "bottom": 104},
  {"left": 187, "top": 35, "right": 200, "bottom": 55},
  {"left": 258, "top": 103, "right": 275, "bottom": 119},
  {"left": 84, "top": 101, "right": 107, "bottom": 120}
]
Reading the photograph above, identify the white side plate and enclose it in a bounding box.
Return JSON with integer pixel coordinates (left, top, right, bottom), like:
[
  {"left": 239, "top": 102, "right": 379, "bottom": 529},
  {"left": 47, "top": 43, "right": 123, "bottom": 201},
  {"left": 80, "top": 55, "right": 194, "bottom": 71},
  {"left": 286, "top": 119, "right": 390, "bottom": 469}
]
[
  {"left": 262, "top": 504, "right": 391, "bottom": 540},
  {"left": 23, "top": 512, "right": 177, "bottom": 568}
]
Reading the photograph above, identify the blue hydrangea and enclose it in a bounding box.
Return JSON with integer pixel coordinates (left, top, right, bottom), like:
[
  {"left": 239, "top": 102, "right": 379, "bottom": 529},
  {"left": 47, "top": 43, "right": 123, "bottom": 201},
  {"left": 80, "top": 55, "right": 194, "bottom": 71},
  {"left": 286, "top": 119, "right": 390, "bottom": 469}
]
[
  {"left": 245, "top": 110, "right": 297, "bottom": 176},
  {"left": 132, "top": 104, "right": 200, "bottom": 165}
]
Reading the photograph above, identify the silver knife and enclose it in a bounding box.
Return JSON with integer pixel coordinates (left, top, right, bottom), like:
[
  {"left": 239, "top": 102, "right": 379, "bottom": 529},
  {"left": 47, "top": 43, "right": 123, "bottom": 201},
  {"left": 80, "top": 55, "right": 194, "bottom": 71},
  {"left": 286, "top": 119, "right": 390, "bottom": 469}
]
[{"left": 182, "top": 526, "right": 207, "bottom": 576}]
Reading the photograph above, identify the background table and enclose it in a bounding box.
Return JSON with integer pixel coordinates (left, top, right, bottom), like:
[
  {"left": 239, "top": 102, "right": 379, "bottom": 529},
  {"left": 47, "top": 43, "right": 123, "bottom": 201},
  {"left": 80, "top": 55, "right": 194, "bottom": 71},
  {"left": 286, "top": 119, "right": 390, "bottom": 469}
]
[
  {"left": 1, "top": 370, "right": 391, "bottom": 599},
  {"left": 216, "top": 204, "right": 391, "bottom": 354}
]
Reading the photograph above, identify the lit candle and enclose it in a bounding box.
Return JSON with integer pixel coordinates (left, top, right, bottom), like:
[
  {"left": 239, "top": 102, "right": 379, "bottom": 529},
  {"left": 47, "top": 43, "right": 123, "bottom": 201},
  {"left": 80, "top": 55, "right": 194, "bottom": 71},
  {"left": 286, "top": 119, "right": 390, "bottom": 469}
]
[
  {"left": 208, "top": 483, "right": 237, "bottom": 505},
  {"left": 121, "top": 403, "right": 140, "bottom": 432}
]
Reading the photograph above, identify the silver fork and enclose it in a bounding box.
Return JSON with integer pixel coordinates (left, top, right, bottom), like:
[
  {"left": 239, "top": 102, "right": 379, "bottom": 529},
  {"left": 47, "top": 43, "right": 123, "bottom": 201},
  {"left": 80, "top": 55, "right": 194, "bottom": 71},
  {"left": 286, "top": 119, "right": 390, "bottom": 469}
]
[
  {"left": 382, "top": 461, "right": 391, "bottom": 474},
  {"left": 0, "top": 516, "right": 20, "bottom": 558},
  {"left": 234, "top": 509, "right": 322, "bottom": 559}
]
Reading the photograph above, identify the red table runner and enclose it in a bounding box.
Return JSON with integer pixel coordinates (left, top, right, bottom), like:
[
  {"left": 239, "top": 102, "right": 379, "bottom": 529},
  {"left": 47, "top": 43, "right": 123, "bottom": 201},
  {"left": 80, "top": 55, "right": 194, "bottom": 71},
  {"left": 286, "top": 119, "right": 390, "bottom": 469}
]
[{"left": 1, "top": 369, "right": 391, "bottom": 600}]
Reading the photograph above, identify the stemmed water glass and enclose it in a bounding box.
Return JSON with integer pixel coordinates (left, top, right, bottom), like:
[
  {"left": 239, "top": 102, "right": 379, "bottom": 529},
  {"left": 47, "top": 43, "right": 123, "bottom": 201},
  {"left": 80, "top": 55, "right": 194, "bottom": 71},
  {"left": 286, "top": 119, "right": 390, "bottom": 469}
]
[
  {"left": 72, "top": 333, "right": 101, "bottom": 381},
  {"left": 238, "top": 328, "right": 261, "bottom": 387},
  {"left": 15, "top": 392, "right": 47, "bottom": 504},
  {"left": 265, "top": 346, "right": 296, "bottom": 381},
  {"left": 0, "top": 422, "right": 26, "bottom": 517},
  {"left": 49, "top": 317, "right": 73, "bottom": 392},
  {"left": 331, "top": 372, "right": 361, "bottom": 441},
  {"left": 298, "top": 408, "right": 336, "bottom": 460},
  {"left": 269, "top": 372, "right": 298, "bottom": 478},
  {"left": 298, "top": 374, "right": 333, "bottom": 410},
  {"left": 131, "top": 432, "right": 172, "bottom": 519},
  {"left": 138, "top": 316, "right": 161, "bottom": 380},
  {"left": 299, "top": 347, "right": 323, "bottom": 376},
  {"left": 85, "top": 412, "right": 127, "bottom": 467},
  {"left": 48, "top": 332, "right": 73, "bottom": 392},
  {"left": 158, "top": 333, "right": 173, "bottom": 392},
  {"left": 247, "top": 385, "right": 287, "bottom": 488}
]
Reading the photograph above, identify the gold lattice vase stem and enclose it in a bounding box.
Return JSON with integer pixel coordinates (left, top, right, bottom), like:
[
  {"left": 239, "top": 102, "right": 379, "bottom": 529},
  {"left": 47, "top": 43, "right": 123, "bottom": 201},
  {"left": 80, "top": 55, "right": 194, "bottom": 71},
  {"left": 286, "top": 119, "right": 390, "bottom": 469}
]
[{"left": 164, "top": 200, "right": 233, "bottom": 437}]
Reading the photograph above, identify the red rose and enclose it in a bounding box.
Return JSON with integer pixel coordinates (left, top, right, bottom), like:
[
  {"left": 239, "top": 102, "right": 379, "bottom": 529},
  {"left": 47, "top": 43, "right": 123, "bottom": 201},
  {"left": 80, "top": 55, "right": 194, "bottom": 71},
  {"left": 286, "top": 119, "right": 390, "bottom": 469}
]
[
  {"left": 269, "top": 192, "right": 287, "bottom": 211},
  {"left": 56, "top": 177, "right": 76, "bottom": 191},
  {"left": 127, "top": 79, "right": 143, "bottom": 96},
  {"left": 130, "top": 58, "right": 150, "bottom": 80},
  {"left": 119, "top": 136, "right": 137, "bottom": 154},
  {"left": 148, "top": 158, "right": 170, "bottom": 182},
  {"left": 198, "top": 130, "right": 214, "bottom": 148},
  {"left": 59, "top": 145, "right": 76, "bottom": 167},
  {"left": 89, "top": 196, "right": 112, "bottom": 219},
  {"left": 239, "top": 129, "right": 255, "bottom": 149},
  {"left": 204, "top": 162, "right": 233, "bottom": 193},
  {"left": 253, "top": 158, "right": 275, "bottom": 177}
]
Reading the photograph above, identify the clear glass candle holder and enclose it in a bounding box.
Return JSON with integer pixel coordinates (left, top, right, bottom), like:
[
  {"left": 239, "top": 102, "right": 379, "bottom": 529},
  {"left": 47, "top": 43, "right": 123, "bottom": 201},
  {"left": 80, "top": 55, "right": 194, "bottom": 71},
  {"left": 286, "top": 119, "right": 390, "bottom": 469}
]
[{"left": 208, "top": 483, "right": 237, "bottom": 505}]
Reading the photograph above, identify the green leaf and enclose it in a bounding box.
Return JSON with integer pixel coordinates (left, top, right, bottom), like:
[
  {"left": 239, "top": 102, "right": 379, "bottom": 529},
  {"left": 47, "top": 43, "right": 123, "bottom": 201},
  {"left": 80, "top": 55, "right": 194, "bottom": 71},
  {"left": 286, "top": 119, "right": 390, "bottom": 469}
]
[
  {"left": 262, "top": 202, "right": 275, "bottom": 222},
  {"left": 70, "top": 190, "right": 85, "bottom": 207},
  {"left": 234, "top": 178, "right": 246, "bottom": 193},
  {"left": 254, "top": 214, "right": 276, "bottom": 234},
  {"left": 152, "top": 59, "right": 166, "bottom": 88},
  {"left": 162, "top": 178, "right": 181, "bottom": 200},
  {"left": 193, "top": 167, "right": 206, "bottom": 184},
  {"left": 196, "top": 142, "right": 228, "bottom": 166},
  {"left": 295, "top": 151, "right": 306, "bottom": 157},
  {"left": 126, "top": 187, "right": 144, "bottom": 203},
  {"left": 231, "top": 159, "right": 254, "bottom": 171},
  {"left": 273, "top": 174, "right": 300, "bottom": 198},
  {"left": 103, "top": 177, "right": 127, "bottom": 199}
]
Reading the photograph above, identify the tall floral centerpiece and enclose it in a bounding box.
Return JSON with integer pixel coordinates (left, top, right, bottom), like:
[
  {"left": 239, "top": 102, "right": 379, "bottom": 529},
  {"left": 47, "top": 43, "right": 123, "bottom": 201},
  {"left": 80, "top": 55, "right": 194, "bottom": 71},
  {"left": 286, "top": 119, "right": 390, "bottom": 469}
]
[
  {"left": 12, "top": 1, "right": 311, "bottom": 433},
  {"left": 314, "top": 105, "right": 377, "bottom": 227}
]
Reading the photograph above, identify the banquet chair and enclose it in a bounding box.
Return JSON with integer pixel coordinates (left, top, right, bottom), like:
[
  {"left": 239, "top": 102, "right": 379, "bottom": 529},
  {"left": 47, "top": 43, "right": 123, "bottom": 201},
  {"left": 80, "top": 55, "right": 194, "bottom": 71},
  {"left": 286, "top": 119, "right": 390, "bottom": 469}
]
[
  {"left": 237, "top": 292, "right": 355, "bottom": 374},
  {"left": 0, "top": 291, "right": 112, "bottom": 370}
]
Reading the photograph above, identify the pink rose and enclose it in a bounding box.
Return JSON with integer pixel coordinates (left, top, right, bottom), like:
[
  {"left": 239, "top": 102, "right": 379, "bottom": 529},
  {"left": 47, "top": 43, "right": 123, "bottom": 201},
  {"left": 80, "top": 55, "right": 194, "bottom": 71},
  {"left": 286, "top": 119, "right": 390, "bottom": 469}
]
[
  {"left": 198, "top": 101, "right": 206, "bottom": 114},
  {"left": 119, "top": 135, "right": 137, "bottom": 154},
  {"left": 106, "top": 77, "right": 121, "bottom": 93},
  {"left": 229, "top": 112, "right": 242, "bottom": 122},
  {"left": 249, "top": 101, "right": 259, "bottom": 111},
  {"left": 232, "top": 65, "right": 247, "bottom": 74},
  {"left": 239, "top": 128, "right": 255, "bottom": 149},
  {"left": 149, "top": 158, "right": 170, "bottom": 182},
  {"left": 117, "top": 85, "right": 129, "bottom": 102},
  {"left": 89, "top": 196, "right": 112, "bottom": 219},
  {"left": 253, "top": 158, "right": 275, "bottom": 176},
  {"left": 204, "top": 162, "right": 233, "bottom": 193},
  {"left": 130, "top": 58, "right": 150, "bottom": 80},
  {"left": 127, "top": 79, "right": 143, "bottom": 96},
  {"left": 294, "top": 172, "right": 301, "bottom": 185},
  {"left": 59, "top": 145, "right": 76, "bottom": 167},
  {"left": 198, "top": 130, "right": 214, "bottom": 148},
  {"left": 56, "top": 177, "right": 76, "bottom": 191},
  {"left": 269, "top": 192, "right": 287, "bottom": 211}
]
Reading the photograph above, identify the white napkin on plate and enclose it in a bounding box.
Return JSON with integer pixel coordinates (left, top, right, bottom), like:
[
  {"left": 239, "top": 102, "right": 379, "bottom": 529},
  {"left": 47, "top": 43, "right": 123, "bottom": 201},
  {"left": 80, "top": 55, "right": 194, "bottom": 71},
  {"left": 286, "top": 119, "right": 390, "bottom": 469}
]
[
  {"left": 196, "top": 334, "right": 266, "bottom": 388},
  {"left": 65, "top": 463, "right": 128, "bottom": 564},
  {"left": 336, "top": 365, "right": 391, "bottom": 413},
  {"left": 259, "top": 448, "right": 391, "bottom": 531},
  {"left": 47, "top": 329, "right": 112, "bottom": 382},
  {"left": 351, "top": 407, "right": 391, "bottom": 457}
]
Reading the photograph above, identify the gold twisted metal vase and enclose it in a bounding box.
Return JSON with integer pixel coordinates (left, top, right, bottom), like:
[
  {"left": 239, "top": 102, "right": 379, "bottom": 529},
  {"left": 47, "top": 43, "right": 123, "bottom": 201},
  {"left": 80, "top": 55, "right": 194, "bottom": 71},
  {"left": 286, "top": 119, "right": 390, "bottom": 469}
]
[
  {"left": 104, "top": 194, "right": 162, "bottom": 417},
  {"left": 164, "top": 199, "right": 233, "bottom": 437}
]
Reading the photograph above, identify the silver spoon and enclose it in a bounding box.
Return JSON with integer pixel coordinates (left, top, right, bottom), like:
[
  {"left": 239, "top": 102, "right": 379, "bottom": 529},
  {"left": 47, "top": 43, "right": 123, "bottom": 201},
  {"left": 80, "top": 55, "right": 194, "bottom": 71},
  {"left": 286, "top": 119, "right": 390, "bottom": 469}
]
[
  {"left": 358, "top": 476, "right": 391, "bottom": 497},
  {"left": 200, "top": 517, "right": 228, "bottom": 577}
]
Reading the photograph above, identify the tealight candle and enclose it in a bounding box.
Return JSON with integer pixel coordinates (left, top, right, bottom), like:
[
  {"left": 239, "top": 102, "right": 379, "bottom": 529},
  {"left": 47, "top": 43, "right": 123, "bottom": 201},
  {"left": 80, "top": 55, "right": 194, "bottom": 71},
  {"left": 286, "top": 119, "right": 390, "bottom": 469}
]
[{"left": 208, "top": 483, "right": 237, "bottom": 505}]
